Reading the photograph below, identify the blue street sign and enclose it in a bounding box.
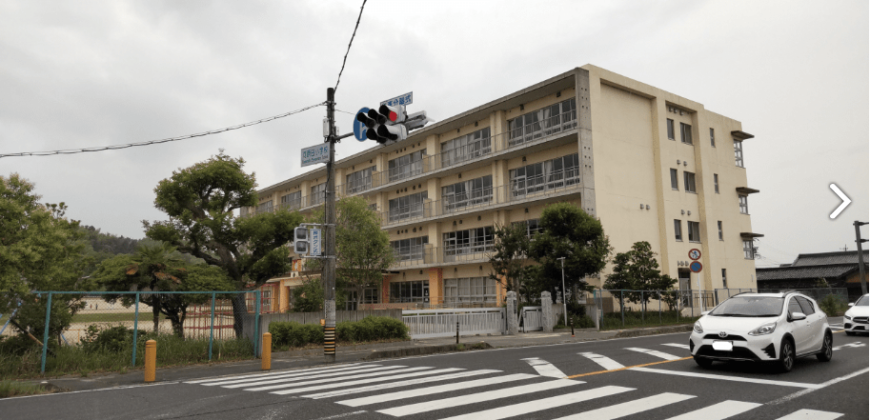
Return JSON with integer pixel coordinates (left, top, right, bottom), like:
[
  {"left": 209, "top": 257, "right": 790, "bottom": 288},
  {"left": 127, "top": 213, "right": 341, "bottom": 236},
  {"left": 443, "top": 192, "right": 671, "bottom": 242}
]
[
  {"left": 353, "top": 107, "right": 370, "bottom": 142},
  {"left": 690, "top": 261, "right": 703, "bottom": 273}
]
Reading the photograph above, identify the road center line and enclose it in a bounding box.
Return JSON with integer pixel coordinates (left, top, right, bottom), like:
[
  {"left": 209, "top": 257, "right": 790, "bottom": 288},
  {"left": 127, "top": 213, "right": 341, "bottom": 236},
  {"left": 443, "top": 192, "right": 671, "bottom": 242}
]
[
  {"left": 565, "top": 356, "right": 692, "bottom": 379},
  {"left": 630, "top": 367, "right": 822, "bottom": 389}
]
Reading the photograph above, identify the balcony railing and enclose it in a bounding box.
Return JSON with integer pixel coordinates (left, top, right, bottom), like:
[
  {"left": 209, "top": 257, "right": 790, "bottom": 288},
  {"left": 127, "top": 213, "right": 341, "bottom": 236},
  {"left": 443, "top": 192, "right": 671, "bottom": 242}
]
[
  {"left": 380, "top": 170, "right": 581, "bottom": 227},
  {"left": 390, "top": 244, "right": 492, "bottom": 269}
]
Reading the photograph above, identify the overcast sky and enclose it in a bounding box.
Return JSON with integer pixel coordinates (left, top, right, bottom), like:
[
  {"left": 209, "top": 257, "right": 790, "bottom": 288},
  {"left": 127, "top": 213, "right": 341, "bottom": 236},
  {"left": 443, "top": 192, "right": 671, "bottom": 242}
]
[{"left": 1, "top": 0, "right": 867, "bottom": 267}]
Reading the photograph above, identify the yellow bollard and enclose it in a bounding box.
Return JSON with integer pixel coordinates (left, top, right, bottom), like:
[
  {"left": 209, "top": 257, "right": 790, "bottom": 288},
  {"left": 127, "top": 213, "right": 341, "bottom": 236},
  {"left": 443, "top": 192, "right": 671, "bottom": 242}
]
[
  {"left": 144, "top": 339, "right": 157, "bottom": 382},
  {"left": 261, "top": 332, "right": 272, "bottom": 371}
]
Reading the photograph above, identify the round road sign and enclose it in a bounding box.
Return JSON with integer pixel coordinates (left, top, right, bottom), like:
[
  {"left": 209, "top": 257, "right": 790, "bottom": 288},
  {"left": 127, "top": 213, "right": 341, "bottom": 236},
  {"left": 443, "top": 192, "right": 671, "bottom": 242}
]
[
  {"left": 352, "top": 107, "right": 370, "bottom": 142},
  {"left": 688, "top": 248, "right": 702, "bottom": 261},
  {"left": 690, "top": 261, "right": 703, "bottom": 273}
]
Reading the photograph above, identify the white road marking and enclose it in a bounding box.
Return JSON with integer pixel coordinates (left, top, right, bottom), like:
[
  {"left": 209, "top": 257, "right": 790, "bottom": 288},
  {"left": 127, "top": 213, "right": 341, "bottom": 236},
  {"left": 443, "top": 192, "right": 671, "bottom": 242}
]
[
  {"left": 304, "top": 369, "right": 500, "bottom": 399},
  {"left": 310, "top": 411, "right": 367, "bottom": 420},
  {"left": 437, "top": 386, "right": 635, "bottom": 420},
  {"left": 625, "top": 347, "right": 682, "bottom": 360},
  {"left": 773, "top": 409, "right": 844, "bottom": 419},
  {"left": 337, "top": 373, "right": 539, "bottom": 407},
  {"left": 202, "top": 365, "right": 389, "bottom": 387},
  {"left": 377, "top": 378, "right": 580, "bottom": 417},
  {"left": 664, "top": 400, "right": 762, "bottom": 420},
  {"left": 185, "top": 363, "right": 363, "bottom": 384},
  {"left": 579, "top": 352, "right": 625, "bottom": 370},
  {"left": 630, "top": 367, "right": 822, "bottom": 389},
  {"left": 269, "top": 368, "right": 462, "bottom": 395},
  {"left": 767, "top": 367, "right": 870, "bottom": 405},
  {"left": 552, "top": 392, "right": 696, "bottom": 420},
  {"left": 662, "top": 343, "right": 690, "bottom": 350},
  {"left": 243, "top": 366, "right": 432, "bottom": 391},
  {"left": 833, "top": 342, "right": 865, "bottom": 351},
  {"left": 521, "top": 357, "right": 568, "bottom": 377}
]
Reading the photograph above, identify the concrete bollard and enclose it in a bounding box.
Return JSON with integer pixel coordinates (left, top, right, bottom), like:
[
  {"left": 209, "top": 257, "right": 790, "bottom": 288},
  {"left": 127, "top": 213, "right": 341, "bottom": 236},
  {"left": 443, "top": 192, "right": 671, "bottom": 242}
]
[
  {"left": 262, "top": 333, "right": 272, "bottom": 371},
  {"left": 144, "top": 340, "right": 156, "bottom": 382}
]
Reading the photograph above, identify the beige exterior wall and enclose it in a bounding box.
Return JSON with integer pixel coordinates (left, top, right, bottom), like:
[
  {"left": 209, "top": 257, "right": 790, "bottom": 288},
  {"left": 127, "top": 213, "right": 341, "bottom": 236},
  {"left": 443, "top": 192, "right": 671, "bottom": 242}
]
[{"left": 248, "top": 65, "right": 759, "bottom": 308}]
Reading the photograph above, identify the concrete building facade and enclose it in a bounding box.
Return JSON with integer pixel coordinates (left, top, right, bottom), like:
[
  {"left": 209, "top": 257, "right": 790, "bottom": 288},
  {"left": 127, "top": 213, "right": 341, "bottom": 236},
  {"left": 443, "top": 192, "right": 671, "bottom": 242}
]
[{"left": 245, "top": 65, "right": 761, "bottom": 310}]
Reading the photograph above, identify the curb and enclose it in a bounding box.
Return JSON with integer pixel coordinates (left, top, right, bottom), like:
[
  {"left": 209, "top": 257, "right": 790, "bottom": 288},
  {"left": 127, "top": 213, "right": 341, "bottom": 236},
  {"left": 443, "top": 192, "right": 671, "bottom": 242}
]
[
  {"left": 612, "top": 324, "right": 693, "bottom": 338},
  {"left": 363, "top": 342, "right": 492, "bottom": 360}
]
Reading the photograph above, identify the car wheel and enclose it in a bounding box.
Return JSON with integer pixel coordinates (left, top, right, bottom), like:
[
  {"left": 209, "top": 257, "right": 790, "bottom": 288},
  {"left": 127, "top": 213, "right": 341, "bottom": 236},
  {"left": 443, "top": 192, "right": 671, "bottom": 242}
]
[
  {"left": 778, "top": 339, "right": 795, "bottom": 372},
  {"left": 694, "top": 356, "right": 713, "bottom": 368},
  {"left": 816, "top": 333, "right": 833, "bottom": 362}
]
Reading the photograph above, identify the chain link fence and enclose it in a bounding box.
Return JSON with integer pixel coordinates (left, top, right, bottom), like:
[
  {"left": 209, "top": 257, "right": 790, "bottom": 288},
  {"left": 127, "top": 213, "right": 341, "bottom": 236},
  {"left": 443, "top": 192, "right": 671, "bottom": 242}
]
[
  {"left": 593, "top": 288, "right": 752, "bottom": 330},
  {"left": 0, "top": 291, "right": 263, "bottom": 377}
]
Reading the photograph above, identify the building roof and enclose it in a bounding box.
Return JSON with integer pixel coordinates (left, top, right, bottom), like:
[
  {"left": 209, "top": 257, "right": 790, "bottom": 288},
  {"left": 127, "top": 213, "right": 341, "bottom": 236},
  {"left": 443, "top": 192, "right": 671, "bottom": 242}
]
[
  {"left": 790, "top": 250, "right": 869, "bottom": 267},
  {"left": 756, "top": 264, "right": 859, "bottom": 281}
]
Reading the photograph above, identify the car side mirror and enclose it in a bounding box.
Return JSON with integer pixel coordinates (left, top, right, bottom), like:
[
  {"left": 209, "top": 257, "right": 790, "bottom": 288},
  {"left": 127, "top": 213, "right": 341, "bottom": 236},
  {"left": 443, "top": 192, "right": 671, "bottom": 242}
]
[
  {"left": 790, "top": 312, "right": 806, "bottom": 321},
  {"left": 848, "top": 303, "right": 854, "bottom": 307}
]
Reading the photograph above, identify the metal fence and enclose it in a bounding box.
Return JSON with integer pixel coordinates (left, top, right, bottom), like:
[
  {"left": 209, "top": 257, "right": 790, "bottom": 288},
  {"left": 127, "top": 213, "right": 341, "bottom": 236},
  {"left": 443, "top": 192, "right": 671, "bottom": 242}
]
[
  {"left": 402, "top": 307, "right": 505, "bottom": 339},
  {"left": 0, "top": 291, "right": 262, "bottom": 374},
  {"left": 758, "top": 287, "right": 849, "bottom": 304},
  {"left": 594, "top": 289, "right": 723, "bottom": 330}
]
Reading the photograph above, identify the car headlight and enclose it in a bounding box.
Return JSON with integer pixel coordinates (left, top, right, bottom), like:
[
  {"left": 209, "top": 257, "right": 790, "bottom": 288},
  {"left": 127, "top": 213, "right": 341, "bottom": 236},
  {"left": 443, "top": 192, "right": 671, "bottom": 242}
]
[
  {"left": 748, "top": 322, "right": 777, "bottom": 336},
  {"left": 845, "top": 315, "right": 852, "bottom": 321},
  {"left": 693, "top": 321, "right": 704, "bottom": 334}
]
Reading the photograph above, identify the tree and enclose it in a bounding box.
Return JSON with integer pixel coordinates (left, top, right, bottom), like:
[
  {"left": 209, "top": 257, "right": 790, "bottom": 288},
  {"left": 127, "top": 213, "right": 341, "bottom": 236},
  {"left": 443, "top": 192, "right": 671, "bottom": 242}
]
[
  {"left": 306, "top": 196, "right": 393, "bottom": 309},
  {"left": 604, "top": 241, "right": 677, "bottom": 313},
  {"left": 488, "top": 223, "right": 532, "bottom": 296},
  {"left": 143, "top": 152, "right": 304, "bottom": 337},
  {"left": 0, "top": 174, "right": 89, "bottom": 346},
  {"left": 92, "top": 243, "right": 233, "bottom": 337},
  {"left": 528, "top": 202, "right": 612, "bottom": 298}
]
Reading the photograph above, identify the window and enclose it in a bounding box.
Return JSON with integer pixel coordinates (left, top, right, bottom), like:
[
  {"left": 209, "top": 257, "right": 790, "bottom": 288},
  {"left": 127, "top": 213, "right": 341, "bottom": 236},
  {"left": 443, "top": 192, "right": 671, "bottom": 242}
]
[
  {"left": 710, "top": 128, "right": 715, "bottom": 147},
  {"left": 667, "top": 119, "right": 675, "bottom": 140},
  {"left": 739, "top": 195, "right": 749, "bottom": 214},
  {"left": 310, "top": 183, "right": 326, "bottom": 206},
  {"left": 443, "top": 227, "right": 494, "bottom": 257},
  {"left": 442, "top": 175, "right": 493, "bottom": 213},
  {"left": 714, "top": 174, "right": 719, "bottom": 193},
  {"left": 363, "top": 288, "right": 380, "bottom": 304},
  {"left": 796, "top": 297, "right": 815, "bottom": 314},
  {"left": 743, "top": 240, "right": 755, "bottom": 259},
  {"left": 444, "top": 277, "right": 497, "bottom": 305},
  {"left": 674, "top": 220, "right": 683, "bottom": 241},
  {"left": 508, "top": 98, "right": 577, "bottom": 146},
  {"left": 688, "top": 221, "right": 701, "bottom": 242},
  {"left": 721, "top": 269, "right": 728, "bottom": 289},
  {"left": 512, "top": 219, "right": 542, "bottom": 237},
  {"left": 788, "top": 298, "right": 803, "bottom": 317},
  {"left": 734, "top": 140, "right": 744, "bottom": 167},
  {"left": 680, "top": 123, "right": 693, "bottom": 145},
  {"left": 441, "top": 128, "right": 491, "bottom": 167},
  {"left": 389, "top": 280, "right": 429, "bottom": 303},
  {"left": 509, "top": 153, "right": 580, "bottom": 197},
  {"left": 670, "top": 169, "right": 679, "bottom": 190},
  {"left": 718, "top": 221, "right": 723, "bottom": 240},
  {"left": 388, "top": 191, "right": 428, "bottom": 222},
  {"left": 683, "top": 171, "right": 696, "bottom": 193},
  {"left": 388, "top": 149, "right": 426, "bottom": 182},
  {"left": 391, "top": 236, "right": 428, "bottom": 261},
  {"left": 280, "top": 191, "right": 302, "bottom": 211},
  {"left": 346, "top": 167, "right": 375, "bottom": 194},
  {"left": 257, "top": 200, "right": 273, "bottom": 214},
  {"left": 368, "top": 203, "right": 378, "bottom": 212}
]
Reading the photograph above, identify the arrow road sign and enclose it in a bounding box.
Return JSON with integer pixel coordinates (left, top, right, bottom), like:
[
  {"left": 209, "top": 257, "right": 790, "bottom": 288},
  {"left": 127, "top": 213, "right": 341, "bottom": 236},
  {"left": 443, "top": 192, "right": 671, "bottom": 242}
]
[
  {"left": 829, "top": 183, "right": 852, "bottom": 219},
  {"left": 353, "top": 107, "right": 370, "bottom": 142}
]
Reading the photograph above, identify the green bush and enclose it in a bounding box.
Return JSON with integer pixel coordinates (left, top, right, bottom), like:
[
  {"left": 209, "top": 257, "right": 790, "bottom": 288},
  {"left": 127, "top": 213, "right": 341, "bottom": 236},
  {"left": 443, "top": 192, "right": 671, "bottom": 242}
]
[
  {"left": 80, "top": 325, "right": 145, "bottom": 353},
  {"left": 269, "top": 322, "right": 324, "bottom": 348},
  {"left": 818, "top": 294, "right": 848, "bottom": 316},
  {"left": 269, "top": 316, "right": 408, "bottom": 348}
]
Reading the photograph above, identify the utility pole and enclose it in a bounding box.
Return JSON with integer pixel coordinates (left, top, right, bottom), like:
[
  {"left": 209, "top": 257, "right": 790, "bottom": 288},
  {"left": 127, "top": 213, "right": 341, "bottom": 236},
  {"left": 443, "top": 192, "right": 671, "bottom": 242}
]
[
  {"left": 324, "top": 87, "right": 337, "bottom": 363},
  {"left": 855, "top": 221, "right": 868, "bottom": 296}
]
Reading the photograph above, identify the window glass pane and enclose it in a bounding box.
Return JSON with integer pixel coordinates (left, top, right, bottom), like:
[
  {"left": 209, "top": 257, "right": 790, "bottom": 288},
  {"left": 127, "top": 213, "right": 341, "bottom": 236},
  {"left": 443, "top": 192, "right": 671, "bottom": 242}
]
[{"left": 674, "top": 220, "right": 682, "bottom": 241}]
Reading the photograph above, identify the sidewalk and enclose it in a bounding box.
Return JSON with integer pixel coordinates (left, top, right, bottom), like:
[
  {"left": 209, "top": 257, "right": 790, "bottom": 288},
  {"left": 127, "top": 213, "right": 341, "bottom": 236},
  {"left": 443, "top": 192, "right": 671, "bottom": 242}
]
[{"left": 41, "top": 326, "right": 676, "bottom": 393}]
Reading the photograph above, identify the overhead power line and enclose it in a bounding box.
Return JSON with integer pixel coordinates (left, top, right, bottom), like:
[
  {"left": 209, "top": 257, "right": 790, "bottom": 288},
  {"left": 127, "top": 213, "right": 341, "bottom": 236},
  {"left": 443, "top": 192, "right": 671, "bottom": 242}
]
[
  {"left": 333, "top": 0, "right": 367, "bottom": 94},
  {"left": 0, "top": 102, "right": 326, "bottom": 159}
]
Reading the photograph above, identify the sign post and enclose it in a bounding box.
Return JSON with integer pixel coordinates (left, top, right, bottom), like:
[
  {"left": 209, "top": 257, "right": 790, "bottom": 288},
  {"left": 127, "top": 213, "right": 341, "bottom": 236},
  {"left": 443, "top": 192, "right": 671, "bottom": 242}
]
[{"left": 689, "top": 249, "right": 704, "bottom": 311}]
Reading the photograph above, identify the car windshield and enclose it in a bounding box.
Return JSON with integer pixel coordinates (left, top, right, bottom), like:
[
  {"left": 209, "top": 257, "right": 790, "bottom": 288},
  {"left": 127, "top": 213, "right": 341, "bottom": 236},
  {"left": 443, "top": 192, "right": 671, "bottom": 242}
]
[
  {"left": 856, "top": 296, "right": 869, "bottom": 307},
  {"left": 709, "top": 296, "right": 783, "bottom": 317}
]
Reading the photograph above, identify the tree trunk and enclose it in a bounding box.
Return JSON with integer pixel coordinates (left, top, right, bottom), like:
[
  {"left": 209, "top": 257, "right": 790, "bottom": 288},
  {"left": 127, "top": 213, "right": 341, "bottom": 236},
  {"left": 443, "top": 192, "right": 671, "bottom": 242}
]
[
  {"left": 231, "top": 293, "right": 248, "bottom": 339},
  {"left": 152, "top": 298, "right": 160, "bottom": 333}
]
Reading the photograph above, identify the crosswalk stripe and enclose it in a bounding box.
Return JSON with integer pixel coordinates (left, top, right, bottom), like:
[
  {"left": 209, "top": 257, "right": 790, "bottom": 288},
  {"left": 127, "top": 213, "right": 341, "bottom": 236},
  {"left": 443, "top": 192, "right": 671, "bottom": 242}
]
[
  {"left": 625, "top": 347, "right": 682, "bottom": 361},
  {"left": 241, "top": 367, "right": 430, "bottom": 392},
  {"left": 304, "top": 369, "right": 501, "bottom": 399},
  {"left": 521, "top": 357, "right": 567, "bottom": 377},
  {"left": 221, "top": 365, "right": 408, "bottom": 389},
  {"left": 552, "top": 392, "right": 696, "bottom": 420},
  {"left": 376, "top": 378, "right": 580, "bottom": 417},
  {"left": 774, "top": 409, "right": 844, "bottom": 420},
  {"left": 185, "top": 363, "right": 365, "bottom": 384},
  {"left": 201, "top": 364, "right": 387, "bottom": 387},
  {"left": 663, "top": 400, "right": 761, "bottom": 420},
  {"left": 631, "top": 367, "right": 821, "bottom": 389},
  {"left": 662, "top": 343, "right": 690, "bottom": 350},
  {"left": 337, "top": 373, "right": 540, "bottom": 407},
  {"left": 437, "top": 386, "right": 634, "bottom": 420},
  {"left": 579, "top": 352, "right": 625, "bottom": 370},
  {"left": 269, "top": 368, "right": 463, "bottom": 395}
]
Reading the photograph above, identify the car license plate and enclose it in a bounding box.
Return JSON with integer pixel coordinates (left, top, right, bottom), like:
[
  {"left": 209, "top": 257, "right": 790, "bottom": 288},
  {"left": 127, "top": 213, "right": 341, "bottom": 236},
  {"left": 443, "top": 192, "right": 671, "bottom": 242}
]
[{"left": 713, "top": 341, "right": 733, "bottom": 352}]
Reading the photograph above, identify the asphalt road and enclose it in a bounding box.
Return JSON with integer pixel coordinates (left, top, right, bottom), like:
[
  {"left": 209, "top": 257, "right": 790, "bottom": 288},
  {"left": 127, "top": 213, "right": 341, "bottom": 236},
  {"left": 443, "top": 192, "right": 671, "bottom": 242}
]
[{"left": 2, "top": 330, "right": 867, "bottom": 420}]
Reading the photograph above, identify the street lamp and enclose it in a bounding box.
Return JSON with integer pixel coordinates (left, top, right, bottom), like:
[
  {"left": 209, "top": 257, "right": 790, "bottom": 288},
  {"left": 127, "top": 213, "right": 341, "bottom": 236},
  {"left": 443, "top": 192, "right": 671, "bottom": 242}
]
[{"left": 557, "top": 257, "right": 567, "bottom": 327}]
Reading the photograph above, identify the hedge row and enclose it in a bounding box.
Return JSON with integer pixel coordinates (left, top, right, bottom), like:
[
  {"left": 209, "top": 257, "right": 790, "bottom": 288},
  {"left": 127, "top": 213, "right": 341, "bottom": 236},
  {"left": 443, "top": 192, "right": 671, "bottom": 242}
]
[{"left": 268, "top": 316, "right": 409, "bottom": 348}]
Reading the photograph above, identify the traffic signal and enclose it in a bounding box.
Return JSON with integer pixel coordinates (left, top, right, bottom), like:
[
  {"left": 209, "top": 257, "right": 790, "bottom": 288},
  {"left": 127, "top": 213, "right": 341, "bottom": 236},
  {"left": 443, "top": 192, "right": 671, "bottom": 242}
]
[
  {"left": 356, "top": 105, "right": 409, "bottom": 144},
  {"left": 293, "top": 226, "right": 309, "bottom": 254}
]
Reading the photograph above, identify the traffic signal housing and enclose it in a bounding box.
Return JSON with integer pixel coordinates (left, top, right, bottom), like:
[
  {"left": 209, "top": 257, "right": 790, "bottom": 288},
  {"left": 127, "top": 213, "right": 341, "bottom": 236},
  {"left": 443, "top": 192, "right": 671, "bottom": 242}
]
[{"left": 293, "top": 226, "right": 309, "bottom": 254}]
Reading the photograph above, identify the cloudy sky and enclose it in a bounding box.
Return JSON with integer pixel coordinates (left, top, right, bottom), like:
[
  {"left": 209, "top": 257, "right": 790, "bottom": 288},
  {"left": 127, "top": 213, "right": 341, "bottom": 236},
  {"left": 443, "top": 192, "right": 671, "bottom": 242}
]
[{"left": 1, "top": 0, "right": 867, "bottom": 267}]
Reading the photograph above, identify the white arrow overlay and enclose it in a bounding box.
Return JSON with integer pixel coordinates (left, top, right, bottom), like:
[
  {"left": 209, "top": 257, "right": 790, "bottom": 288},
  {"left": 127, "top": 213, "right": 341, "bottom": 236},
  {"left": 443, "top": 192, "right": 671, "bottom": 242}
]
[{"left": 829, "top": 184, "right": 852, "bottom": 219}]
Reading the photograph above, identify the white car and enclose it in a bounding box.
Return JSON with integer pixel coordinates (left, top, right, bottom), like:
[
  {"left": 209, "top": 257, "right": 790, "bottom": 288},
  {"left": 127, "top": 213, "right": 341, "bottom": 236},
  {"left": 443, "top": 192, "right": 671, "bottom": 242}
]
[
  {"left": 690, "top": 292, "right": 833, "bottom": 372},
  {"left": 843, "top": 294, "right": 869, "bottom": 335}
]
